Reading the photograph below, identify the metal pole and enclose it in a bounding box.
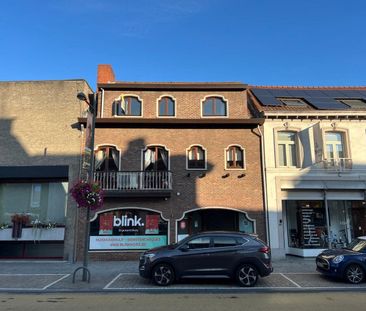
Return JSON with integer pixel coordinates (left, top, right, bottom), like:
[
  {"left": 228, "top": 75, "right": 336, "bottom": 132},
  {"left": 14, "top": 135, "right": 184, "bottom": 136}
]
[{"left": 324, "top": 190, "right": 332, "bottom": 249}]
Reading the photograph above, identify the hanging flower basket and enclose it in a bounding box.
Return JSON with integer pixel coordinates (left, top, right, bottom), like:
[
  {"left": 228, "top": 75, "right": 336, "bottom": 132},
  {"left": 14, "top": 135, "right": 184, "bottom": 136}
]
[{"left": 70, "top": 180, "right": 103, "bottom": 210}]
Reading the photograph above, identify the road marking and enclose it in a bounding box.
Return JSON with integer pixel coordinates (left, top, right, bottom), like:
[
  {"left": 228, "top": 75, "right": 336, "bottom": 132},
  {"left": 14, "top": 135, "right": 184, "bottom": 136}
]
[
  {"left": 42, "top": 274, "right": 70, "bottom": 290},
  {"left": 279, "top": 273, "right": 301, "bottom": 288},
  {"left": 104, "top": 273, "right": 123, "bottom": 289}
]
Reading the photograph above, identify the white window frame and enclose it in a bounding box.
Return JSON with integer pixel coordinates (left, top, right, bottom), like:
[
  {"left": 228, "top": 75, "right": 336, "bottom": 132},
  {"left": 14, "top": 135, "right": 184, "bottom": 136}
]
[
  {"left": 112, "top": 94, "right": 143, "bottom": 118},
  {"left": 200, "top": 95, "right": 229, "bottom": 118},
  {"left": 156, "top": 94, "right": 177, "bottom": 118},
  {"left": 224, "top": 144, "right": 246, "bottom": 170},
  {"left": 186, "top": 144, "right": 207, "bottom": 170}
]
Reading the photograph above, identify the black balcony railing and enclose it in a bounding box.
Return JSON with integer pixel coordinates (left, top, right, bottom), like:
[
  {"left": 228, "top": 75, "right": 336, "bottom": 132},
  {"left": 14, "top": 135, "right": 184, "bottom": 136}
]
[{"left": 94, "top": 171, "right": 172, "bottom": 191}]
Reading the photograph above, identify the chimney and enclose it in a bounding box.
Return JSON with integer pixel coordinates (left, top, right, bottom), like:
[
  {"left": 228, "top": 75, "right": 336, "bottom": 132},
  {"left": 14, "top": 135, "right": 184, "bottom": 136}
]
[{"left": 97, "top": 64, "right": 115, "bottom": 84}]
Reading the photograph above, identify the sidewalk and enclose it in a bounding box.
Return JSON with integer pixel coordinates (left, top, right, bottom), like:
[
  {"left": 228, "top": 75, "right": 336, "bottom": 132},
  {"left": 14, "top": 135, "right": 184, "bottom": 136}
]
[{"left": 0, "top": 257, "right": 365, "bottom": 292}]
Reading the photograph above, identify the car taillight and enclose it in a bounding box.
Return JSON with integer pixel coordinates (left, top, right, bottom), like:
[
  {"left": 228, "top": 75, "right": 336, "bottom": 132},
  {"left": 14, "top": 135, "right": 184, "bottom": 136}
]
[{"left": 259, "top": 246, "right": 270, "bottom": 254}]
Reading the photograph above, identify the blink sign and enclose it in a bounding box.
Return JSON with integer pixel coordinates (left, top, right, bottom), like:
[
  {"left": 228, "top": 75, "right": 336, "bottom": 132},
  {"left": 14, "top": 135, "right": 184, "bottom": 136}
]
[{"left": 89, "top": 209, "right": 168, "bottom": 250}]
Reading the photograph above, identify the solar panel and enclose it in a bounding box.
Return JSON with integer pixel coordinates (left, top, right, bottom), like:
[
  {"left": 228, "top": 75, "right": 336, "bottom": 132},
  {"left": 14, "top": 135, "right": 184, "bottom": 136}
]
[
  {"left": 251, "top": 90, "right": 282, "bottom": 106},
  {"left": 303, "top": 90, "right": 328, "bottom": 98},
  {"left": 268, "top": 89, "right": 292, "bottom": 97},
  {"left": 251, "top": 88, "right": 273, "bottom": 96}
]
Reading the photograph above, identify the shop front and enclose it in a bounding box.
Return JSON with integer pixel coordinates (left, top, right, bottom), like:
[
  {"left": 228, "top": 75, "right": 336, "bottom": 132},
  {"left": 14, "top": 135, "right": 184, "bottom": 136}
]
[
  {"left": 176, "top": 207, "right": 256, "bottom": 242},
  {"left": 284, "top": 198, "right": 366, "bottom": 257},
  {"left": 89, "top": 208, "right": 169, "bottom": 251}
]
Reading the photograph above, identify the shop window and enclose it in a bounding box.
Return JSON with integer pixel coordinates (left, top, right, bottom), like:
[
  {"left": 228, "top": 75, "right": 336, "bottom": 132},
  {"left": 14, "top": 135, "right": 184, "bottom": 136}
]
[
  {"left": 112, "top": 95, "right": 142, "bottom": 116},
  {"left": 277, "top": 131, "right": 298, "bottom": 167},
  {"left": 202, "top": 96, "right": 227, "bottom": 116},
  {"left": 94, "top": 146, "right": 119, "bottom": 172},
  {"left": 143, "top": 146, "right": 169, "bottom": 171},
  {"left": 187, "top": 145, "right": 206, "bottom": 170},
  {"left": 0, "top": 182, "right": 67, "bottom": 226},
  {"left": 324, "top": 131, "right": 351, "bottom": 169},
  {"left": 158, "top": 96, "right": 175, "bottom": 117},
  {"left": 225, "top": 145, "right": 245, "bottom": 169}
]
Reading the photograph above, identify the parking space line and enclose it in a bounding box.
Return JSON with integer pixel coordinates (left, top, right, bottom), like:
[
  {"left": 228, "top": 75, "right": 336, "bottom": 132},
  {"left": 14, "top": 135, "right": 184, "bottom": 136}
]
[
  {"left": 104, "top": 273, "right": 123, "bottom": 290},
  {"left": 42, "top": 274, "right": 70, "bottom": 290},
  {"left": 279, "top": 273, "right": 301, "bottom": 288}
]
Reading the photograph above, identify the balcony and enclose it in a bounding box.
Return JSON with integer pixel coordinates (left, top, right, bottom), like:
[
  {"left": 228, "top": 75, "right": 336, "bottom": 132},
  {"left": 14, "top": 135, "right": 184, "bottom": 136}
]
[
  {"left": 94, "top": 171, "right": 172, "bottom": 198},
  {"left": 323, "top": 158, "right": 352, "bottom": 171}
]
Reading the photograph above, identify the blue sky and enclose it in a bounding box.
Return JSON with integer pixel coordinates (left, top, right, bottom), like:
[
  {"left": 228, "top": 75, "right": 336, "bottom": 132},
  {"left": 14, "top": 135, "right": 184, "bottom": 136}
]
[{"left": 1, "top": 0, "right": 365, "bottom": 89}]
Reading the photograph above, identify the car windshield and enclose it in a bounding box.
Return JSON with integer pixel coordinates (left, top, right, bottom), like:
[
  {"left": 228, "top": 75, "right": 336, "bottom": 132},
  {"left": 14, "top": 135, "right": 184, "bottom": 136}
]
[{"left": 345, "top": 238, "right": 366, "bottom": 252}]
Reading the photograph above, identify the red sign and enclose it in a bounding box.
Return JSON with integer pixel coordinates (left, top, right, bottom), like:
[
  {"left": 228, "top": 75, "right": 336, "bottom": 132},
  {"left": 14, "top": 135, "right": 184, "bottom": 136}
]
[
  {"left": 145, "top": 214, "right": 159, "bottom": 234},
  {"left": 99, "top": 213, "right": 113, "bottom": 235}
]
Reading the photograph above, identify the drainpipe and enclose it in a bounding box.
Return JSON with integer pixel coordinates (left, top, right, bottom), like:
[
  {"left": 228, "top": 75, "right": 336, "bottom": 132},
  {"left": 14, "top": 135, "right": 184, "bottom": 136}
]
[
  {"left": 100, "top": 88, "right": 105, "bottom": 118},
  {"left": 256, "top": 125, "right": 271, "bottom": 246},
  {"left": 323, "top": 189, "right": 332, "bottom": 249}
]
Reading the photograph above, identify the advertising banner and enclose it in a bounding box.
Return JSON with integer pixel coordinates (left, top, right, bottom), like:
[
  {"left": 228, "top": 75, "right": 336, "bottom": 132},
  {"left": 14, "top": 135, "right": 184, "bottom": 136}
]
[{"left": 90, "top": 235, "right": 167, "bottom": 250}]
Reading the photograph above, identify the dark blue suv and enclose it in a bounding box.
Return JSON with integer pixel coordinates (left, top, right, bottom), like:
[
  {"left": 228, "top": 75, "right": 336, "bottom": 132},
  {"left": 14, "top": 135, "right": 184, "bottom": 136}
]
[
  {"left": 139, "top": 231, "right": 272, "bottom": 287},
  {"left": 316, "top": 236, "right": 366, "bottom": 284}
]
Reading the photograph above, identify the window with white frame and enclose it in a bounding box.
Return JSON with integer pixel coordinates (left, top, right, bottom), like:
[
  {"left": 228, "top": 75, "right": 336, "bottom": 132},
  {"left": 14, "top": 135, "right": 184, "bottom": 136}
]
[
  {"left": 277, "top": 131, "right": 298, "bottom": 167},
  {"left": 187, "top": 145, "right": 206, "bottom": 169},
  {"left": 202, "top": 96, "right": 227, "bottom": 116},
  {"left": 324, "top": 131, "right": 349, "bottom": 168},
  {"left": 226, "top": 145, "right": 245, "bottom": 169}
]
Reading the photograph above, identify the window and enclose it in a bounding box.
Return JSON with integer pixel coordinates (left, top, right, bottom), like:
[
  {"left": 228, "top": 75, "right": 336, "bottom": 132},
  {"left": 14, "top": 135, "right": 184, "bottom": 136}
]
[
  {"left": 277, "top": 131, "right": 298, "bottom": 167},
  {"left": 338, "top": 99, "right": 366, "bottom": 109},
  {"left": 324, "top": 131, "right": 350, "bottom": 168},
  {"left": 187, "top": 145, "right": 206, "bottom": 169},
  {"left": 226, "top": 145, "right": 244, "bottom": 169},
  {"left": 95, "top": 146, "right": 119, "bottom": 172},
  {"left": 212, "top": 236, "right": 242, "bottom": 247},
  {"left": 158, "top": 96, "right": 175, "bottom": 116},
  {"left": 112, "top": 95, "right": 142, "bottom": 116},
  {"left": 202, "top": 96, "right": 227, "bottom": 116},
  {"left": 186, "top": 236, "right": 210, "bottom": 249},
  {"left": 143, "top": 146, "right": 169, "bottom": 171},
  {"left": 279, "top": 98, "right": 308, "bottom": 107}
]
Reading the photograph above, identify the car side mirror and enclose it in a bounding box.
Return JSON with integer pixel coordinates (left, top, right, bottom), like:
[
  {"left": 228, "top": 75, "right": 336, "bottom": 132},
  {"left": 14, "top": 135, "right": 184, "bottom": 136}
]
[{"left": 179, "top": 244, "right": 189, "bottom": 252}]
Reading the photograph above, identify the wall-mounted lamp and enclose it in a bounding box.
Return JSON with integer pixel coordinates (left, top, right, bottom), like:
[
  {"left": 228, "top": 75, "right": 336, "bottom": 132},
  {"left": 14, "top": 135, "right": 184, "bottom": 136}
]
[
  {"left": 222, "top": 173, "right": 230, "bottom": 178},
  {"left": 198, "top": 173, "right": 206, "bottom": 178},
  {"left": 186, "top": 173, "right": 191, "bottom": 177},
  {"left": 237, "top": 173, "right": 246, "bottom": 178}
]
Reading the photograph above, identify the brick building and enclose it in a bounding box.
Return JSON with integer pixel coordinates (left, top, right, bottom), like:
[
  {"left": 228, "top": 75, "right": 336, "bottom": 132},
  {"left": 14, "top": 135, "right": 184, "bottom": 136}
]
[
  {"left": 0, "top": 80, "right": 92, "bottom": 259},
  {"left": 76, "top": 65, "right": 266, "bottom": 260}
]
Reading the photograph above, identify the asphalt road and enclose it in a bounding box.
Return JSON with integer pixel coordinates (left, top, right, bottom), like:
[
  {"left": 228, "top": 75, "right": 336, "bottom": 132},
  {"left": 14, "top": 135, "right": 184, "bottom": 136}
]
[{"left": 1, "top": 292, "right": 366, "bottom": 311}]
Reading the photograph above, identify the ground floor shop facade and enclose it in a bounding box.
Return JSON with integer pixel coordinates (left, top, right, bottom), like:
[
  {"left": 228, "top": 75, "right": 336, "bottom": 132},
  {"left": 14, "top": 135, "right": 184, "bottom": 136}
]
[
  {"left": 84, "top": 204, "right": 263, "bottom": 260},
  {"left": 268, "top": 177, "right": 366, "bottom": 258}
]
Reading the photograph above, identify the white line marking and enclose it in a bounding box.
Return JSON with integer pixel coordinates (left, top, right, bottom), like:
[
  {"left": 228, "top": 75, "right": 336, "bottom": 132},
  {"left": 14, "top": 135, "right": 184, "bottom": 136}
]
[
  {"left": 0, "top": 274, "right": 67, "bottom": 276},
  {"left": 104, "top": 273, "right": 123, "bottom": 290},
  {"left": 280, "top": 273, "right": 301, "bottom": 288},
  {"left": 42, "top": 274, "right": 70, "bottom": 290}
]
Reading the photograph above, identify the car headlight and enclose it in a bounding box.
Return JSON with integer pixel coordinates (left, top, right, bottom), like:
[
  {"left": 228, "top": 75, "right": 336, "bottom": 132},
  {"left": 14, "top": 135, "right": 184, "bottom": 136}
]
[
  {"left": 332, "top": 255, "right": 344, "bottom": 264},
  {"left": 145, "top": 253, "right": 156, "bottom": 259}
]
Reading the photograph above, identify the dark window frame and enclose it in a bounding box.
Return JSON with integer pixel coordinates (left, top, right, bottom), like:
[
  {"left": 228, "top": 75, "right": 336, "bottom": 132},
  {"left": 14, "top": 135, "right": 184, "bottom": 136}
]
[
  {"left": 202, "top": 96, "right": 227, "bottom": 117},
  {"left": 187, "top": 145, "right": 206, "bottom": 170},
  {"left": 158, "top": 96, "right": 175, "bottom": 117},
  {"left": 226, "top": 145, "right": 245, "bottom": 169}
]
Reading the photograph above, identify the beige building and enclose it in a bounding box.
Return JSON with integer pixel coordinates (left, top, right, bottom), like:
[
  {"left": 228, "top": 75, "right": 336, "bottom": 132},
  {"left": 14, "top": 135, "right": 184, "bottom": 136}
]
[
  {"left": 249, "top": 87, "right": 366, "bottom": 258},
  {"left": 0, "top": 80, "right": 92, "bottom": 259}
]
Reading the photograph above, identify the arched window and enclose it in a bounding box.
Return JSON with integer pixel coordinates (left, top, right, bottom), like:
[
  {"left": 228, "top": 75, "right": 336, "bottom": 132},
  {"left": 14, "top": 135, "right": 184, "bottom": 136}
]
[
  {"left": 112, "top": 95, "right": 142, "bottom": 116},
  {"left": 158, "top": 96, "right": 175, "bottom": 116},
  {"left": 226, "top": 145, "right": 245, "bottom": 169},
  {"left": 187, "top": 145, "right": 206, "bottom": 169},
  {"left": 202, "top": 96, "right": 227, "bottom": 116},
  {"left": 94, "top": 146, "right": 120, "bottom": 172},
  {"left": 143, "top": 146, "right": 169, "bottom": 171}
]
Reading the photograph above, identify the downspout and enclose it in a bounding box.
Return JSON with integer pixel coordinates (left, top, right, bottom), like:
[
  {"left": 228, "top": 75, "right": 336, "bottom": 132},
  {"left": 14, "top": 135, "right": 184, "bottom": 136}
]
[
  {"left": 100, "top": 88, "right": 105, "bottom": 118},
  {"left": 256, "top": 125, "right": 271, "bottom": 246}
]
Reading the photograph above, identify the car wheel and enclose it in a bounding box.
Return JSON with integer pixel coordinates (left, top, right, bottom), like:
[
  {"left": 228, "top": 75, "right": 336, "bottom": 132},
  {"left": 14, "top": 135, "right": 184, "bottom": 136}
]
[
  {"left": 344, "top": 264, "right": 365, "bottom": 284},
  {"left": 152, "top": 263, "right": 175, "bottom": 286},
  {"left": 236, "top": 264, "right": 258, "bottom": 287}
]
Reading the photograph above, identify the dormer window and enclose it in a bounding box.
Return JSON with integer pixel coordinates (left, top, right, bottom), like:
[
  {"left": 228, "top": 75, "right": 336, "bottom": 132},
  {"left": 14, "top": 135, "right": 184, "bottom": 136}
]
[
  {"left": 279, "top": 98, "right": 308, "bottom": 107},
  {"left": 338, "top": 99, "right": 366, "bottom": 109},
  {"left": 202, "top": 96, "right": 227, "bottom": 116}
]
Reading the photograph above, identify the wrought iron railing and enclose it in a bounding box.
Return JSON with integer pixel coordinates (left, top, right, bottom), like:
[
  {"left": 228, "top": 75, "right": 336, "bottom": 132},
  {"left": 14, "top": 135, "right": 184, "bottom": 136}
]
[{"left": 94, "top": 171, "right": 172, "bottom": 191}]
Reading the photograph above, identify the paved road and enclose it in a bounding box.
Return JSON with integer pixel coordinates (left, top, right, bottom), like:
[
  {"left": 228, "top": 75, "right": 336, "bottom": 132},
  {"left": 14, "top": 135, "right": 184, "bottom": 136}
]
[
  {"left": 1, "top": 292, "right": 366, "bottom": 311},
  {"left": 0, "top": 258, "right": 365, "bottom": 293}
]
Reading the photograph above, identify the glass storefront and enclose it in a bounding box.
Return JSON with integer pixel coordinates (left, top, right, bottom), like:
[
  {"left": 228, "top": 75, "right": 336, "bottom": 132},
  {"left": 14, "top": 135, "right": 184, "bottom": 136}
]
[
  {"left": 285, "top": 200, "right": 366, "bottom": 250},
  {"left": 89, "top": 209, "right": 168, "bottom": 250}
]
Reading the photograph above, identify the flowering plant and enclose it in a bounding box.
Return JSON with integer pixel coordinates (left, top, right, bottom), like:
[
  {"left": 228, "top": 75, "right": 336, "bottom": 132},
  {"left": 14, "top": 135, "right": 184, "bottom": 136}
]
[{"left": 70, "top": 180, "right": 103, "bottom": 210}]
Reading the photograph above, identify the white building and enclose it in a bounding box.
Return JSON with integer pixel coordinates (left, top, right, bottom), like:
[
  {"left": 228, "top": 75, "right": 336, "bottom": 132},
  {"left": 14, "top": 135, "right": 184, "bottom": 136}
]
[{"left": 249, "top": 87, "right": 366, "bottom": 258}]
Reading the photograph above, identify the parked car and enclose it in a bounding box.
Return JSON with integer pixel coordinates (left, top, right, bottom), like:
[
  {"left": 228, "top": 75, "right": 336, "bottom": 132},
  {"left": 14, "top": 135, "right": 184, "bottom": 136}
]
[
  {"left": 316, "top": 236, "right": 366, "bottom": 284},
  {"left": 139, "top": 231, "right": 273, "bottom": 287}
]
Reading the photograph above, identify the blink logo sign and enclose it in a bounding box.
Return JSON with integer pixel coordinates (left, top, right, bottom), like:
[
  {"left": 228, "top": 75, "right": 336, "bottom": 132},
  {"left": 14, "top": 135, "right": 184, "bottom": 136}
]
[{"left": 113, "top": 215, "right": 144, "bottom": 227}]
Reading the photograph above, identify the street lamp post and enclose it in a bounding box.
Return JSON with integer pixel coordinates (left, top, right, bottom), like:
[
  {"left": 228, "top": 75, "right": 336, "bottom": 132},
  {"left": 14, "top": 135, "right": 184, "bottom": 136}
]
[{"left": 72, "top": 92, "right": 97, "bottom": 282}]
